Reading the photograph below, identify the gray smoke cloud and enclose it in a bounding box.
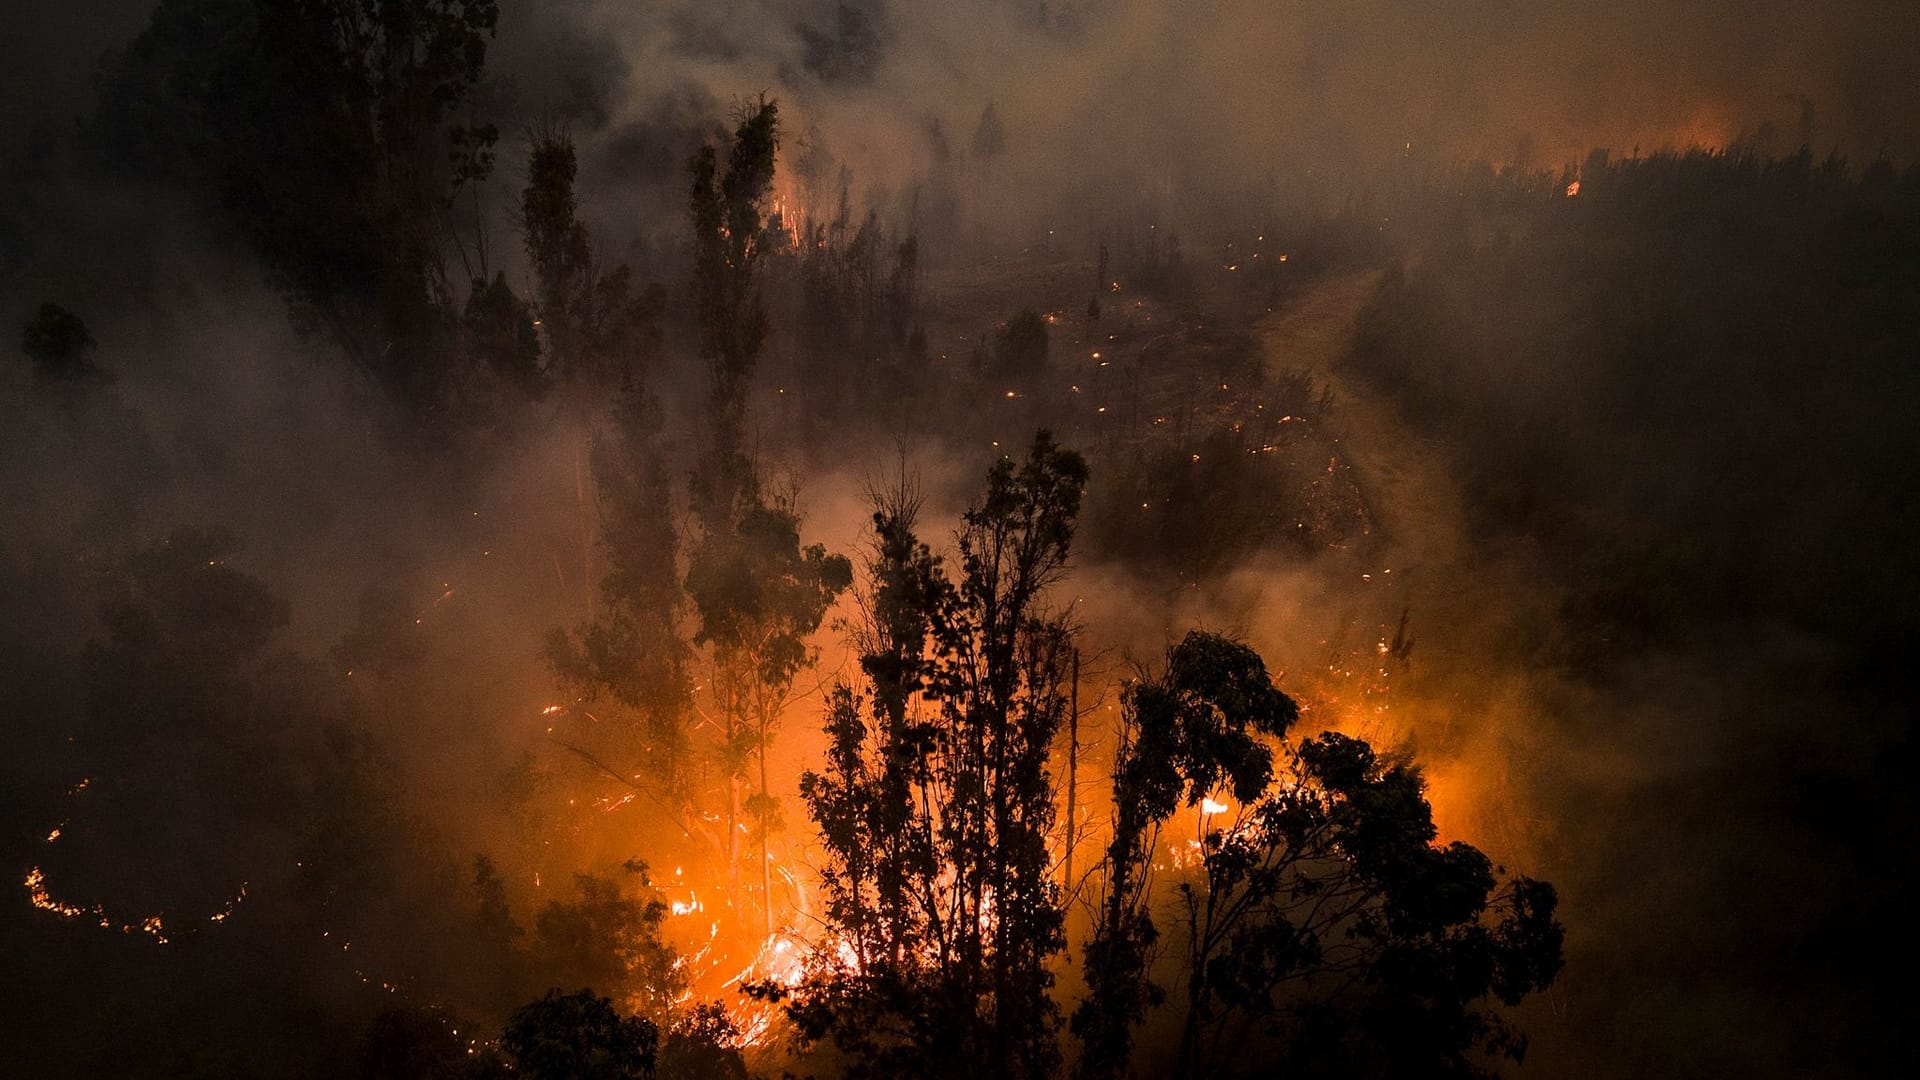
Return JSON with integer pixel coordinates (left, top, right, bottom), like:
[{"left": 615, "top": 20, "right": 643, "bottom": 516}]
[{"left": 493, "top": 0, "right": 1920, "bottom": 243}]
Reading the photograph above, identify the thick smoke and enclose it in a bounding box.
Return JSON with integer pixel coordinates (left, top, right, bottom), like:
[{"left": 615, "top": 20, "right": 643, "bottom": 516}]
[{"left": 508, "top": 0, "right": 1920, "bottom": 243}]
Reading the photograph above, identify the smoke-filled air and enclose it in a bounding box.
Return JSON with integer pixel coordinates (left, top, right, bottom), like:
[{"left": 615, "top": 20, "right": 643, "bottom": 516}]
[{"left": 3, "top": 1, "right": 1915, "bottom": 1077}]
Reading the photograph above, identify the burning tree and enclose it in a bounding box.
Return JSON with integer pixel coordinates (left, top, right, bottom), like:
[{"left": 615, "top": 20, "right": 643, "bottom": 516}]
[
  {"left": 768, "top": 436, "right": 1562, "bottom": 1078},
  {"left": 764, "top": 138, "right": 926, "bottom": 411},
  {"left": 1072, "top": 630, "right": 1299, "bottom": 1079},
  {"left": 1076, "top": 633, "right": 1564, "bottom": 1079},
  {"left": 770, "top": 431, "right": 1089, "bottom": 1078},
  {"left": 687, "top": 495, "right": 851, "bottom": 933},
  {"left": 683, "top": 98, "right": 854, "bottom": 934}
]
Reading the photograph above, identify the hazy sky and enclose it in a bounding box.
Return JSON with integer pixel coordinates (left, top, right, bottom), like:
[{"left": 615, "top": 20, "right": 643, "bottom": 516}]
[{"left": 8, "top": 1, "right": 1916, "bottom": 248}]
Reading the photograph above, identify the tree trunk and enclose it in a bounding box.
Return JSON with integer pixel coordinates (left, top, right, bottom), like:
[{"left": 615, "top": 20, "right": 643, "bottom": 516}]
[
  {"left": 724, "top": 667, "right": 740, "bottom": 917},
  {"left": 1064, "top": 647, "right": 1079, "bottom": 889},
  {"left": 574, "top": 435, "right": 594, "bottom": 620},
  {"left": 758, "top": 711, "right": 774, "bottom": 938}
]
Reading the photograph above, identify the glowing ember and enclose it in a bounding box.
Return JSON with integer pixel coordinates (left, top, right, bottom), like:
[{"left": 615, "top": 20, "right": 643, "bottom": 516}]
[{"left": 22, "top": 776, "right": 249, "bottom": 945}]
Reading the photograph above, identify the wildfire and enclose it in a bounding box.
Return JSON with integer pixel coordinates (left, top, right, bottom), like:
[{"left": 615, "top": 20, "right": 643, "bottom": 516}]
[
  {"left": 21, "top": 776, "right": 249, "bottom": 945},
  {"left": 24, "top": 866, "right": 88, "bottom": 919},
  {"left": 720, "top": 933, "right": 809, "bottom": 1046},
  {"left": 1166, "top": 838, "right": 1206, "bottom": 872}
]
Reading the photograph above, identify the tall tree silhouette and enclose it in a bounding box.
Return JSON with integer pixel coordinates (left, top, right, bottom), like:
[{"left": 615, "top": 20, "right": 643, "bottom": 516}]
[
  {"left": 521, "top": 130, "right": 665, "bottom": 392},
  {"left": 533, "top": 123, "right": 682, "bottom": 756},
  {"left": 686, "top": 495, "right": 850, "bottom": 933},
  {"left": 688, "top": 98, "right": 780, "bottom": 526},
  {"left": 545, "top": 377, "right": 693, "bottom": 772},
  {"left": 774, "top": 431, "right": 1088, "bottom": 1078},
  {"left": 683, "top": 96, "right": 851, "bottom": 932},
  {"left": 1074, "top": 630, "right": 1298, "bottom": 1079},
  {"left": 1076, "top": 633, "right": 1563, "bottom": 1078}
]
